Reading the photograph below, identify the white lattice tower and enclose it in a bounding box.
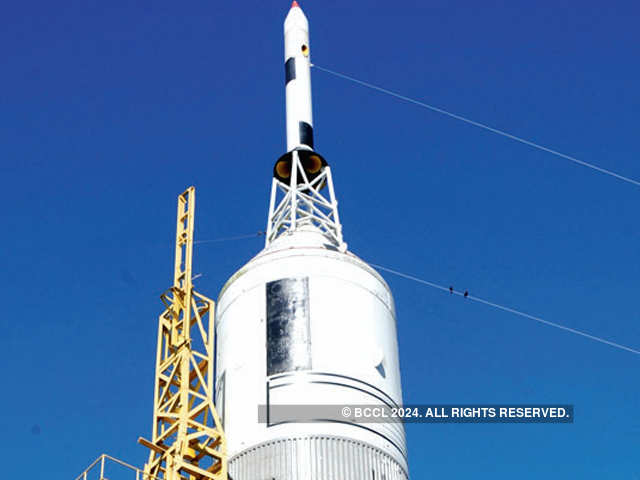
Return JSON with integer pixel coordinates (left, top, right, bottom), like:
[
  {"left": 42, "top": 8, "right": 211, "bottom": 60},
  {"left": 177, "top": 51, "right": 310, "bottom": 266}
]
[{"left": 266, "top": 149, "right": 345, "bottom": 251}]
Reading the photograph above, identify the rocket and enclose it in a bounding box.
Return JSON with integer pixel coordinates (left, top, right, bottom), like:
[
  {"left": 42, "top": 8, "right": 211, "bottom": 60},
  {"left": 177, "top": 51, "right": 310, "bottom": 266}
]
[
  {"left": 216, "top": 4, "right": 409, "bottom": 477},
  {"left": 284, "top": 0, "right": 313, "bottom": 151},
  {"left": 274, "top": 1, "right": 327, "bottom": 186}
]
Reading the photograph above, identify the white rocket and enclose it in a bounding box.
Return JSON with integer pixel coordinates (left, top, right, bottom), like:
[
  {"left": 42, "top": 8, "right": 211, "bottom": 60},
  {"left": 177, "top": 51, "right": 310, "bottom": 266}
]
[
  {"left": 215, "top": 3, "right": 409, "bottom": 479},
  {"left": 284, "top": 1, "right": 314, "bottom": 151},
  {"left": 273, "top": 1, "right": 327, "bottom": 187}
]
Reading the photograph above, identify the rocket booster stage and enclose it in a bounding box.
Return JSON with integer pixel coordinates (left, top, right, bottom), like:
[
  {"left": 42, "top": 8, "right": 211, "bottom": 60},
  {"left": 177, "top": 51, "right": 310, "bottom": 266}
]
[
  {"left": 284, "top": 1, "right": 313, "bottom": 151},
  {"left": 274, "top": 1, "right": 327, "bottom": 187}
]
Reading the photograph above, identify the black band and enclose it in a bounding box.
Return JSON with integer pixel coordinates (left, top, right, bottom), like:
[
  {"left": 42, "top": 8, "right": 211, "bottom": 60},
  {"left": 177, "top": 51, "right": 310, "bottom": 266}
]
[
  {"left": 299, "top": 121, "right": 314, "bottom": 148},
  {"left": 285, "top": 57, "right": 296, "bottom": 84}
]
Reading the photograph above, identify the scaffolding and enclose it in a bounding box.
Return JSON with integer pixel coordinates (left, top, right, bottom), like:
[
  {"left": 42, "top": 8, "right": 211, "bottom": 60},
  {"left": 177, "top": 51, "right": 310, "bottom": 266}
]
[{"left": 138, "top": 186, "right": 227, "bottom": 480}]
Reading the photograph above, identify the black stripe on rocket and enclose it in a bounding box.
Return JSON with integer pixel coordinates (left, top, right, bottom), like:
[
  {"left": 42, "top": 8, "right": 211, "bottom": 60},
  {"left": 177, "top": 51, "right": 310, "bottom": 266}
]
[
  {"left": 299, "top": 122, "right": 314, "bottom": 148},
  {"left": 285, "top": 57, "right": 296, "bottom": 84}
]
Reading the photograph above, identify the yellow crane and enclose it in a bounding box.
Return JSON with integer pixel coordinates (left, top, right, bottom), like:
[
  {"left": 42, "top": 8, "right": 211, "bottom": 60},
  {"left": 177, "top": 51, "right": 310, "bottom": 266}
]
[{"left": 138, "top": 186, "right": 227, "bottom": 480}]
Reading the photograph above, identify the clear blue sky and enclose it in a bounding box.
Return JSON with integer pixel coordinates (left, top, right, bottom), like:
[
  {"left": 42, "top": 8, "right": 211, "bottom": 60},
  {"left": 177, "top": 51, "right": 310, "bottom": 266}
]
[{"left": 2, "top": 1, "right": 639, "bottom": 478}]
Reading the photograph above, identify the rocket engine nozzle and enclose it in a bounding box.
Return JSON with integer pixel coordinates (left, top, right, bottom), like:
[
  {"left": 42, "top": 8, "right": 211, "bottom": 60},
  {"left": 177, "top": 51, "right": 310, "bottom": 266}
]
[{"left": 273, "top": 149, "right": 327, "bottom": 186}]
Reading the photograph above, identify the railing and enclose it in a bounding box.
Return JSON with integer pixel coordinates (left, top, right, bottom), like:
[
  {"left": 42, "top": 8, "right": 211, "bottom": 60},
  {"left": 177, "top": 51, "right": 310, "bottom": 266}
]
[{"left": 74, "top": 454, "right": 159, "bottom": 480}]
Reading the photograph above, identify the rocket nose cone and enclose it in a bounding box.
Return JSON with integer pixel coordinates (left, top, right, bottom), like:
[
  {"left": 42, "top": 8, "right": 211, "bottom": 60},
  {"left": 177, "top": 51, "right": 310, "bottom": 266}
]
[{"left": 284, "top": 0, "right": 308, "bottom": 29}]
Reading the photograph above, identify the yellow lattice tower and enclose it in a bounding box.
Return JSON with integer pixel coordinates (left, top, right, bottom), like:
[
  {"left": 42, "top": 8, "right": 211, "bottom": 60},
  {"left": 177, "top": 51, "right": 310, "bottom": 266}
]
[{"left": 139, "top": 186, "right": 227, "bottom": 480}]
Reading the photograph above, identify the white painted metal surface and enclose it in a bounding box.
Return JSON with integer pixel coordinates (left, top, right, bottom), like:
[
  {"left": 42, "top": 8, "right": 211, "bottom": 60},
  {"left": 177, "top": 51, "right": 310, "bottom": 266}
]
[
  {"left": 229, "top": 436, "right": 407, "bottom": 480},
  {"left": 215, "top": 227, "right": 408, "bottom": 479}
]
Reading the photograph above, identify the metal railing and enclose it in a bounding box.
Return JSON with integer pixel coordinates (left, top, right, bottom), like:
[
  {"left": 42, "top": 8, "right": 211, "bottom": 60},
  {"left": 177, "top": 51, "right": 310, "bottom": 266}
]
[{"left": 74, "top": 454, "right": 160, "bottom": 480}]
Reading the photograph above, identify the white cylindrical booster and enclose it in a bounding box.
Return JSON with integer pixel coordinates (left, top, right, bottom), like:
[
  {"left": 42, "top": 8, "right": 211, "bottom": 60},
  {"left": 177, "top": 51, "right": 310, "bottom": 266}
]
[
  {"left": 284, "top": 3, "right": 314, "bottom": 151},
  {"left": 215, "top": 228, "right": 409, "bottom": 480}
]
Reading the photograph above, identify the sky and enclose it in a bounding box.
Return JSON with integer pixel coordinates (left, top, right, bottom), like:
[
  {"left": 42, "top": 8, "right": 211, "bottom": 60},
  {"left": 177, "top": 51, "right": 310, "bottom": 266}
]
[{"left": 2, "top": 0, "right": 639, "bottom": 478}]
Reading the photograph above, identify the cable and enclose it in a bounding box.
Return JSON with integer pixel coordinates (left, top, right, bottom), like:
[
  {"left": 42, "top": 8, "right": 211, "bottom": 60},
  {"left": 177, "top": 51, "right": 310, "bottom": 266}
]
[
  {"left": 312, "top": 63, "right": 640, "bottom": 189},
  {"left": 369, "top": 263, "right": 640, "bottom": 356},
  {"left": 194, "top": 227, "right": 640, "bottom": 355},
  {"left": 194, "top": 231, "right": 265, "bottom": 244},
  {"left": 191, "top": 228, "right": 639, "bottom": 355}
]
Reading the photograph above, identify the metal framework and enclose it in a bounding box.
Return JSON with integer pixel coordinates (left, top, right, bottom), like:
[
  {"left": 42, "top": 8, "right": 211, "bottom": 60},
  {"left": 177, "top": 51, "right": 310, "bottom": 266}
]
[
  {"left": 139, "top": 187, "right": 227, "bottom": 480},
  {"left": 266, "top": 150, "right": 346, "bottom": 250},
  {"left": 75, "top": 454, "right": 157, "bottom": 480}
]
